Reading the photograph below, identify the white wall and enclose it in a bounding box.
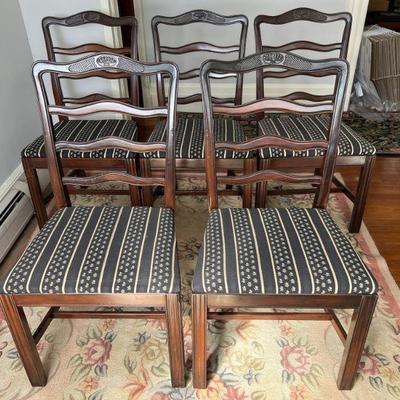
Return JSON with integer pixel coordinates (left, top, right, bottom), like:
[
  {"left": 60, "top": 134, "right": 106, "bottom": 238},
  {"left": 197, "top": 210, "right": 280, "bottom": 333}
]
[
  {"left": 0, "top": 1, "right": 42, "bottom": 191},
  {"left": 135, "top": 0, "right": 369, "bottom": 110}
]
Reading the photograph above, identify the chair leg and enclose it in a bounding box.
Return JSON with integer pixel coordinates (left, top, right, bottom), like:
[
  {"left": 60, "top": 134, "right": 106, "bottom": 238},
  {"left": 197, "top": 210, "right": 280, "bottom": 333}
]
[
  {"left": 242, "top": 159, "right": 255, "bottom": 208},
  {"left": 255, "top": 159, "right": 268, "bottom": 208},
  {"left": 126, "top": 159, "right": 141, "bottom": 206},
  {"left": 349, "top": 156, "right": 375, "bottom": 233},
  {"left": 0, "top": 295, "right": 47, "bottom": 386},
  {"left": 337, "top": 294, "right": 377, "bottom": 390},
  {"left": 139, "top": 158, "right": 153, "bottom": 206},
  {"left": 165, "top": 294, "right": 185, "bottom": 387},
  {"left": 192, "top": 294, "right": 208, "bottom": 389},
  {"left": 22, "top": 158, "right": 48, "bottom": 229}
]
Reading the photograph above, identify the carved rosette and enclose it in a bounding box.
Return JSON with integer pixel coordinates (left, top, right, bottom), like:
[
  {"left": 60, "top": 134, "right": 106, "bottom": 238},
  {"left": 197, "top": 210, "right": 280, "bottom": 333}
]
[
  {"left": 68, "top": 55, "right": 144, "bottom": 74},
  {"left": 171, "top": 10, "right": 226, "bottom": 25},
  {"left": 235, "top": 52, "right": 312, "bottom": 71},
  {"left": 65, "top": 12, "right": 101, "bottom": 26},
  {"left": 276, "top": 8, "right": 328, "bottom": 23}
]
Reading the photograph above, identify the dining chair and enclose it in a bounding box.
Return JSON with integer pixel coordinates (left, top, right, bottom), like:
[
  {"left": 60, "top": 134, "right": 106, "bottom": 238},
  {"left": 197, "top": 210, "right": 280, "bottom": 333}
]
[
  {"left": 192, "top": 51, "right": 378, "bottom": 390},
  {"left": 140, "top": 9, "right": 254, "bottom": 207},
  {"left": 254, "top": 8, "right": 376, "bottom": 233},
  {"left": 0, "top": 54, "right": 185, "bottom": 388},
  {"left": 22, "top": 11, "right": 140, "bottom": 228}
]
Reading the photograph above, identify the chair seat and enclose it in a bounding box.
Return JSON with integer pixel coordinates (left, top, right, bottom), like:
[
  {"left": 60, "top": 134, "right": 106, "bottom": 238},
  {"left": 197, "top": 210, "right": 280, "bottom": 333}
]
[
  {"left": 258, "top": 115, "right": 376, "bottom": 158},
  {"left": 143, "top": 117, "right": 252, "bottom": 159},
  {"left": 193, "top": 207, "right": 377, "bottom": 295},
  {"left": 22, "top": 119, "right": 138, "bottom": 159},
  {"left": 0, "top": 207, "right": 180, "bottom": 295}
]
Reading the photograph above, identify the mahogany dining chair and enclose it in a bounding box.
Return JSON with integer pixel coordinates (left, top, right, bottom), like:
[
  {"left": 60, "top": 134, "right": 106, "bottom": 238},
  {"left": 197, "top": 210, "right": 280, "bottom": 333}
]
[
  {"left": 22, "top": 11, "right": 141, "bottom": 228},
  {"left": 254, "top": 8, "right": 376, "bottom": 233},
  {"left": 140, "top": 9, "right": 255, "bottom": 207},
  {"left": 192, "top": 51, "right": 378, "bottom": 390},
  {"left": 0, "top": 53, "right": 185, "bottom": 388}
]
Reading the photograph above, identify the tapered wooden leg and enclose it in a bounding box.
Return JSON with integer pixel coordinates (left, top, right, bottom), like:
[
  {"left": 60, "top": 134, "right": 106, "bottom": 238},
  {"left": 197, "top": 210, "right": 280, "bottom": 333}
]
[
  {"left": 165, "top": 294, "right": 185, "bottom": 387},
  {"left": 0, "top": 295, "right": 47, "bottom": 386},
  {"left": 192, "top": 294, "right": 207, "bottom": 389},
  {"left": 126, "top": 159, "right": 141, "bottom": 206},
  {"left": 255, "top": 159, "right": 268, "bottom": 208},
  {"left": 337, "top": 295, "right": 377, "bottom": 390},
  {"left": 22, "top": 158, "right": 48, "bottom": 229},
  {"left": 139, "top": 159, "right": 153, "bottom": 206},
  {"left": 242, "top": 159, "right": 256, "bottom": 208},
  {"left": 349, "top": 156, "right": 375, "bottom": 233}
]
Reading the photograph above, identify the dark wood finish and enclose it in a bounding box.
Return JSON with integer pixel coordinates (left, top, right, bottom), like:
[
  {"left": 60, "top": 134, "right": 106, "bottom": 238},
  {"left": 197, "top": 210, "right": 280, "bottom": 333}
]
[
  {"left": 337, "top": 295, "right": 378, "bottom": 389},
  {"left": 254, "top": 8, "right": 352, "bottom": 101},
  {"left": 349, "top": 156, "right": 376, "bottom": 232},
  {"left": 192, "top": 294, "right": 208, "bottom": 389},
  {"left": 25, "top": 11, "right": 141, "bottom": 228},
  {"left": 200, "top": 51, "right": 349, "bottom": 210},
  {"left": 165, "top": 294, "right": 185, "bottom": 387},
  {"left": 143, "top": 10, "right": 250, "bottom": 206},
  {"left": 254, "top": 9, "right": 373, "bottom": 233},
  {"left": 193, "top": 52, "right": 376, "bottom": 391},
  {"left": 117, "top": 0, "right": 145, "bottom": 107},
  {"left": 33, "top": 307, "right": 60, "bottom": 344},
  {"left": 0, "top": 295, "right": 47, "bottom": 386},
  {"left": 1, "top": 55, "right": 184, "bottom": 388},
  {"left": 152, "top": 9, "right": 248, "bottom": 106},
  {"left": 51, "top": 311, "right": 165, "bottom": 319},
  {"left": 42, "top": 11, "right": 139, "bottom": 106}
]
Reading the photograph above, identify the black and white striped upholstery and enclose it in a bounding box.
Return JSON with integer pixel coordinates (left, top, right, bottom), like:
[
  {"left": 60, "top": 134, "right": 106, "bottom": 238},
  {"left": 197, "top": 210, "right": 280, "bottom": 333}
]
[
  {"left": 0, "top": 207, "right": 179, "bottom": 294},
  {"left": 143, "top": 117, "right": 251, "bottom": 159},
  {"left": 193, "top": 208, "right": 377, "bottom": 295},
  {"left": 258, "top": 115, "right": 376, "bottom": 158},
  {"left": 22, "top": 119, "right": 138, "bottom": 159}
]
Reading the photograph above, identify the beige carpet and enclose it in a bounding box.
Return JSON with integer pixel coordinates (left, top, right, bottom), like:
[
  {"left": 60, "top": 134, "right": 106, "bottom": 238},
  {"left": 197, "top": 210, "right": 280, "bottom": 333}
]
[{"left": 0, "top": 179, "right": 399, "bottom": 400}]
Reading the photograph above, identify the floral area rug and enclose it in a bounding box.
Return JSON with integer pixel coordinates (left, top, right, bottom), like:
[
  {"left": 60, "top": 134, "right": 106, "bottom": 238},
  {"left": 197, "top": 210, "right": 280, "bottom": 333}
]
[{"left": 0, "top": 181, "right": 400, "bottom": 400}]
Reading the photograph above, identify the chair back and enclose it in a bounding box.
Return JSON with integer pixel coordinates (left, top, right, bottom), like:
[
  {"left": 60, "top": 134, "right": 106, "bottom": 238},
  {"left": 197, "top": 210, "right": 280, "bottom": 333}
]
[
  {"left": 254, "top": 8, "right": 352, "bottom": 101},
  {"left": 42, "top": 11, "right": 139, "bottom": 106},
  {"left": 32, "top": 53, "right": 179, "bottom": 209},
  {"left": 152, "top": 9, "right": 248, "bottom": 106},
  {"left": 200, "top": 51, "right": 349, "bottom": 210}
]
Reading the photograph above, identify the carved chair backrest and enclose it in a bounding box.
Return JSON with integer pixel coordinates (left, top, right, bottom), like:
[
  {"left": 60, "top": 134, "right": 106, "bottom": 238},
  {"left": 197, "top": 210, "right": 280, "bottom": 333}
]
[
  {"left": 152, "top": 9, "right": 248, "bottom": 106},
  {"left": 254, "top": 8, "right": 352, "bottom": 101},
  {"left": 200, "top": 51, "right": 349, "bottom": 210},
  {"left": 32, "top": 53, "right": 179, "bottom": 209},
  {"left": 42, "top": 11, "right": 139, "bottom": 107}
]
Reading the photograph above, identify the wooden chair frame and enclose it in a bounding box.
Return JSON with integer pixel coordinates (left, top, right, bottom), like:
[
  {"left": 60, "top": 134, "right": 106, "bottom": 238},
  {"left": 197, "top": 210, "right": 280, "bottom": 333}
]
[
  {"left": 0, "top": 54, "right": 185, "bottom": 388},
  {"left": 23, "top": 11, "right": 140, "bottom": 228},
  {"left": 192, "top": 52, "right": 377, "bottom": 390},
  {"left": 254, "top": 8, "right": 374, "bottom": 233},
  {"left": 141, "top": 9, "right": 253, "bottom": 207}
]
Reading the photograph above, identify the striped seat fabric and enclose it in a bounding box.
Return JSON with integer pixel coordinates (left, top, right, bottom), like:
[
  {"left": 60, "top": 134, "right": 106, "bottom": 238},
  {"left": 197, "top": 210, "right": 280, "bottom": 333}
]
[
  {"left": 0, "top": 207, "right": 180, "bottom": 294},
  {"left": 193, "top": 208, "right": 377, "bottom": 295},
  {"left": 22, "top": 119, "right": 138, "bottom": 159},
  {"left": 258, "top": 115, "right": 376, "bottom": 158},
  {"left": 143, "top": 117, "right": 251, "bottom": 159}
]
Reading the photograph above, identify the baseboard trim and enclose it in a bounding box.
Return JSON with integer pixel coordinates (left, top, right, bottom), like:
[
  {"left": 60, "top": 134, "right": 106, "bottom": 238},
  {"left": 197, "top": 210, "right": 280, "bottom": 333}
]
[{"left": 0, "top": 164, "right": 25, "bottom": 203}]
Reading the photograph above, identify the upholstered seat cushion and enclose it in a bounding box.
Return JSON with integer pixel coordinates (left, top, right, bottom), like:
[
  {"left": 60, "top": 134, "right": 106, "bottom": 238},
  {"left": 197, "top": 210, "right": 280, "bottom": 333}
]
[
  {"left": 193, "top": 208, "right": 377, "bottom": 295},
  {"left": 143, "top": 117, "right": 252, "bottom": 159},
  {"left": 0, "top": 207, "right": 179, "bottom": 294},
  {"left": 22, "top": 119, "right": 138, "bottom": 159},
  {"left": 258, "top": 115, "right": 376, "bottom": 158}
]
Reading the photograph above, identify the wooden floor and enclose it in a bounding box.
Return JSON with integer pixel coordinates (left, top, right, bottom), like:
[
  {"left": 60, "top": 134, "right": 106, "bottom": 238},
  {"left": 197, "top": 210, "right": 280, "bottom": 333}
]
[
  {"left": 1, "top": 157, "right": 400, "bottom": 285},
  {"left": 338, "top": 157, "right": 400, "bottom": 285}
]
